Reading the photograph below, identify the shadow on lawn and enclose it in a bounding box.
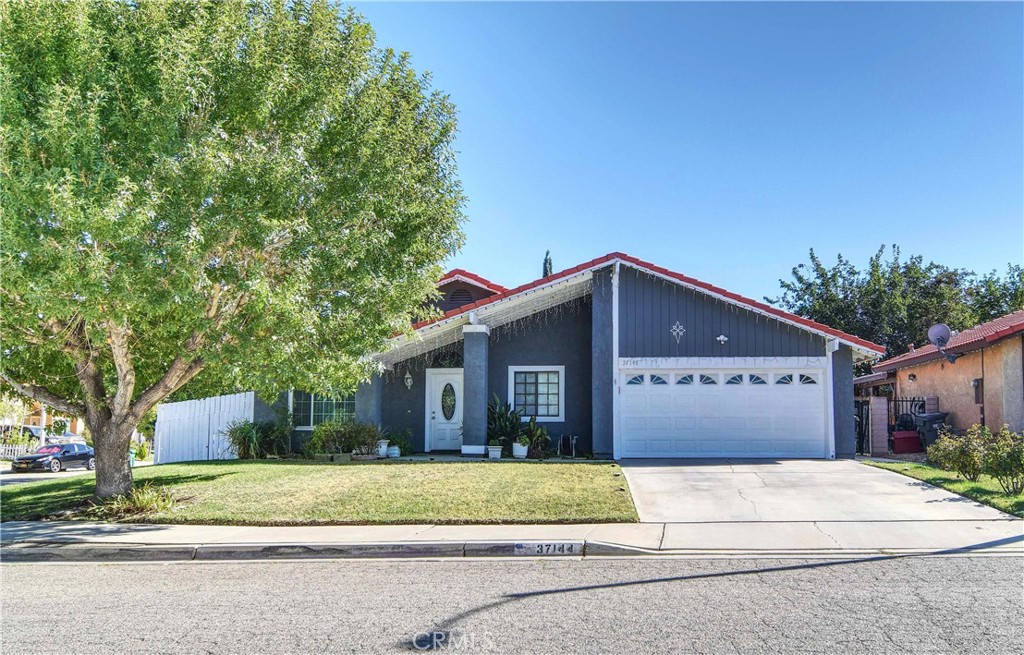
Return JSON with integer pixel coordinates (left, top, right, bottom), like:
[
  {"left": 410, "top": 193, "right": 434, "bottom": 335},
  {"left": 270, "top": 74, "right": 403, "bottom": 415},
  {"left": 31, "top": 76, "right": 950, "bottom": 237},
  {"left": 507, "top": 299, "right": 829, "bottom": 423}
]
[{"left": 0, "top": 471, "right": 237, "bottom": 522}]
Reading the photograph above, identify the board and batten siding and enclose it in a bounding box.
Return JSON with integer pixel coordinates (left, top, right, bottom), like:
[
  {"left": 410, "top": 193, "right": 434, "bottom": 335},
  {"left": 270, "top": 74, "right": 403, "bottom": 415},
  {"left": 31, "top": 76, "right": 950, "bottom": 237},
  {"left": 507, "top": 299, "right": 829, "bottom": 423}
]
[
  {"left": 155, "top": 392, "right": 272, "bottom": 464},
  {"left": 618, "top": 267, "right": 825, "bottom": 358}
]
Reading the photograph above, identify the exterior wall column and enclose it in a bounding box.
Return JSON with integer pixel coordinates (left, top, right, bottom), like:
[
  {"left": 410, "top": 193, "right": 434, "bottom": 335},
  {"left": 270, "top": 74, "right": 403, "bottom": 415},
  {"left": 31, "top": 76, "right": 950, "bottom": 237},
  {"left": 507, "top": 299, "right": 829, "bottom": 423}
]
[
  {"left": 869, "top": 395, "right": 890, "bottom": 455},
  {"left": 355, "top": 373, "right": 383, "bottom": 426},
  {"left": 591, "top": 267, "right": 614, "bottom": 457},
  {"left": 461, "top": 325, "right": 490, "bottom": 455},
  {"left": 832, "top": 344, "right": 856, "bottom": 458}
]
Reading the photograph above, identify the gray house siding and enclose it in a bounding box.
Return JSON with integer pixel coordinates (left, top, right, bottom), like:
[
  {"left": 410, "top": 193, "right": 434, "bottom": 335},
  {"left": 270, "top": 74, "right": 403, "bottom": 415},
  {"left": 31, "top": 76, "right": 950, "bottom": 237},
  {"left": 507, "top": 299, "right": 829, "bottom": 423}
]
[
  {"left": 380, "top": 346, "right": 463, "bottom": 453},
  {"left": 832, "top": 344, "right": 856, "bottom": 458},
  {"left": 591, "top": 268, "right": 614, "bottom": 456},
  {"left": 618, "top": 266, "right": 825, "bottom": 357},
  {"left": 487, "top": 298, "right": 594, "bottom": 453}
]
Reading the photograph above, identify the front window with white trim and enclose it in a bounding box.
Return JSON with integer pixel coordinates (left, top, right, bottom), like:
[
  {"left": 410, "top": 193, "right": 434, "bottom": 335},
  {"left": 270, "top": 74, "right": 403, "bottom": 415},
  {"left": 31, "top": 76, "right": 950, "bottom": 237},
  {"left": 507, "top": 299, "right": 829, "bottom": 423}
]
[
  {"left": 291, "top": 391, "right": 355, "bottom": 430},
  {"left": 509, "top": 366, "right": 565, "bottom": 422}
]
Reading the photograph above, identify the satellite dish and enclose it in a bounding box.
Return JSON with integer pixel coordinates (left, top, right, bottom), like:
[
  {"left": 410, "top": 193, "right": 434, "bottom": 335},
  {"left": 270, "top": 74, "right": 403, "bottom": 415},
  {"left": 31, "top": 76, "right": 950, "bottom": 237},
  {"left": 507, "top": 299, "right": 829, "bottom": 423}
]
[
  {"left": 927, "top": 323, "right": 952, "bottom": 349},
  {"left": 927, "top": 323, "right": 959, "bottom": 364}
]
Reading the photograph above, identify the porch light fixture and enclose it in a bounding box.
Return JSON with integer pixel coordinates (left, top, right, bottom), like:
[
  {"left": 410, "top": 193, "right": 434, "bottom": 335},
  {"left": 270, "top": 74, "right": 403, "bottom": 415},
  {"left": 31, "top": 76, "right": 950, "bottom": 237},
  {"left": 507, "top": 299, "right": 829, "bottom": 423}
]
[
  {"left": 908, "top": 374, "right": 917, "bottom": 382},
  {"left": 404, "top": 371, "right": 413, "bottom": 390},
  {"left": 716, "top": 334, "right": 728, "bottom": 345}
]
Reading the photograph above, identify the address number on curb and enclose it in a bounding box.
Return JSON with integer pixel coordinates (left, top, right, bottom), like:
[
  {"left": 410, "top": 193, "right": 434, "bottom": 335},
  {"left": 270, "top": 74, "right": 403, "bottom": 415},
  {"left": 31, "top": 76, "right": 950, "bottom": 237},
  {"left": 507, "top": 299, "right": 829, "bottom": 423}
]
[{"left": 513, "top": 542, "right": 581, "bottom": 556}]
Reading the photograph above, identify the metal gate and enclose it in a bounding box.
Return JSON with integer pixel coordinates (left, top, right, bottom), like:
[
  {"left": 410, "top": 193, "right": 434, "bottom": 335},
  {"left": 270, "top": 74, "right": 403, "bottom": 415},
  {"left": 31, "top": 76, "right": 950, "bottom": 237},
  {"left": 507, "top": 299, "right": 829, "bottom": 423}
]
[
  {"left": 888, "top": 397, "right": 926, "bottom": 433},
  {"left": 854, "top": 400, "right": 871, "bottom": 455}
]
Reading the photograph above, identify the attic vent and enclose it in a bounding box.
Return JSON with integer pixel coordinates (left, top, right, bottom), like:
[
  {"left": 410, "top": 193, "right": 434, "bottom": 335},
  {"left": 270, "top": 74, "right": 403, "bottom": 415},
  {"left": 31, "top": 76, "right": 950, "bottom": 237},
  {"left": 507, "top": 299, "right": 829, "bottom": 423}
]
[{"left": 448, "top": 288, "right": 473, "bottom": 307}]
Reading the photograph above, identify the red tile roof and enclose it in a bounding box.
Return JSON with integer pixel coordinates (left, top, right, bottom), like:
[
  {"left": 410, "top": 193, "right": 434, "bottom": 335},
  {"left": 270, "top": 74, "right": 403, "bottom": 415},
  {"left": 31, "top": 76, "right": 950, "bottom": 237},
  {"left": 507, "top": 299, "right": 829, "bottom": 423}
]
[
  {"left": 437, "top": 268, "right": 508, "bottom": 294},
  {"left": 411, "top": 252, "right": 885, "bottom": 355},
  {"left": 873, "top": 309, "right": 1024, "bottom": 372}
]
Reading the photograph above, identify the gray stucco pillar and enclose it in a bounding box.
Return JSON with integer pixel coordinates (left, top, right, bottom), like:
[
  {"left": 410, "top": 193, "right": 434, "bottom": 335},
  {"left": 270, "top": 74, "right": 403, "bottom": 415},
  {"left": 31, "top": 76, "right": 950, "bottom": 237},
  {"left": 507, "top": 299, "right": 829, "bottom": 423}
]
[
  {"left": 832, "top": 345, "right": 856, "bottom": 458},
  {"left": 355, "top": 373, "right": 383, "bottom": 426},
  {"left": 591, "top": 268, "right": 614, "bottom": 457},
  {"left": 462, "top": 325, "right": 490, "bottom": 455}
]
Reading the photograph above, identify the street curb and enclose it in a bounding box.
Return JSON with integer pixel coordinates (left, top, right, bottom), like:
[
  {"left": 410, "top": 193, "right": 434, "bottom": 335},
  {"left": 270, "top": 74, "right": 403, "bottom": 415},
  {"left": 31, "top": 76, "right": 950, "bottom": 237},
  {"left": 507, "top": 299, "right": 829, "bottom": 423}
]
[{"left": 3, "top": 540, "right": 1020, "bottom": 562}]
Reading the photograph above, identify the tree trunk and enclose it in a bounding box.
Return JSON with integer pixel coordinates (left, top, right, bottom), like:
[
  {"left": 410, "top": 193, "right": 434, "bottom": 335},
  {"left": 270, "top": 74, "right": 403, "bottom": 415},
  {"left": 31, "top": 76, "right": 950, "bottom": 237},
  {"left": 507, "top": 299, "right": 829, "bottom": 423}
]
[{"left": 91, "top": 419, "right": 138, "bottom": 499}]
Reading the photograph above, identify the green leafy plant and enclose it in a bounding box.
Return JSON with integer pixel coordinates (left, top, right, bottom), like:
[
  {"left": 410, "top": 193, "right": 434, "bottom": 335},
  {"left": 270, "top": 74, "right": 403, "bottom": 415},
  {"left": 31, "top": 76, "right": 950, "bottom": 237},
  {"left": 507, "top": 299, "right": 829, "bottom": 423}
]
[
  {"left": 488, "top": 439, "right": 504, "bottom": 447},
  {"left": 84, "top": 483, "right": 175, "bottom": 519},
  {"left": 487, "top": 394, "right": 522, "bottom": 449},
  {"left": 0, "top": 1, "right": 465, "bottom": 499},
  {"left": 516, "top": 435, "right": 531, "bottom": 447},
  {"left": 982, "top": 426, "right": 1024, "bottom": 495},
  {"left": 307, "top": 421, "right": 354, "bottom": 456},
  {"left": 927, "top": 425, "right": 987, "bottom": 481},
  {"left": 521, "top": 416, "right": 550, "bottom": 458},
  {"left": 47, "top": 419, "right": 68, "bottom": 437},
  {"left": 351, "top": 423, "right": 390, "bottom": 457},
  {"left": 389, "top": 433, "right": 414, "bottom": 456},
  {"left": 225, "top": 419, "right": 291, "bottom": 460},
  {"left": 136, "top": 442, "right": 149, "bottom": 461}
]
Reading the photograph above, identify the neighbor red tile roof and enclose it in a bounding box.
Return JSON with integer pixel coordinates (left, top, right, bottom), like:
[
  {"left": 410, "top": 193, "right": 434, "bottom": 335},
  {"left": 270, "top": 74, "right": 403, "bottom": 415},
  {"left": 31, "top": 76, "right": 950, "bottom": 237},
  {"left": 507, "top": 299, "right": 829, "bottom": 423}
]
[
  {"left": 412, "top": 252, "right": 885, "bottom": 355},
  {"left": 873, "top": 309, "right": 1024, "bottom": 372},
  {"left": 437, "top": 268, "right": 508, "bottom": 294}
]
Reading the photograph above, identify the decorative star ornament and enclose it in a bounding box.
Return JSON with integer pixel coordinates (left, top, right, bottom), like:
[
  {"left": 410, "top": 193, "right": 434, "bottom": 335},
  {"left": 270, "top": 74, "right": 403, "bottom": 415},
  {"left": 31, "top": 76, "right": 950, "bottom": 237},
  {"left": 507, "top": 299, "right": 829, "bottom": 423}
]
[{"left": 670, "top": 321, "right": 687, "bottom": 344}]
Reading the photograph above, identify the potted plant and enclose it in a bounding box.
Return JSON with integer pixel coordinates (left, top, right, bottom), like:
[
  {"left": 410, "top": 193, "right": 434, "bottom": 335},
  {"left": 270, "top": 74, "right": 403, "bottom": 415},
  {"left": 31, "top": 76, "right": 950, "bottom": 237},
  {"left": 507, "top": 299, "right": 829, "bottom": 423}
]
[
  {"left": 486, "top": 394, "right": 521, "bottom": 458},
  {"left": 487, "top": 439, "right": 504, "bottom": 460},
  {"left": 512, "top": 435, "right": 529, "bottom": 459},
  {"left": 376, "top": 437, "right": 390, "bottom": 458}
]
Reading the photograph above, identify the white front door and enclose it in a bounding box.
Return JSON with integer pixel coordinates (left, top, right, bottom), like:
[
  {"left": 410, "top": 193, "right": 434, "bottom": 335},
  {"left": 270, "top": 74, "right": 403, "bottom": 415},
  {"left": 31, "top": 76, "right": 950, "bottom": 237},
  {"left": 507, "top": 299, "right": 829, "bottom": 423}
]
[{"left": 425, "top": 369, "right": 464, "bottom": 452}]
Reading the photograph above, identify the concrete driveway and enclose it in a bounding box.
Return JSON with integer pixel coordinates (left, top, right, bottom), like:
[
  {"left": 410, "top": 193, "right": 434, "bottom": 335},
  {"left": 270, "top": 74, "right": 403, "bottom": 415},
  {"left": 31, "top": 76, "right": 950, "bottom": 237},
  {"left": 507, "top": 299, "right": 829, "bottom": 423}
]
[{"left": 620, "top": 458, "right": 1014, "bottom": 523}]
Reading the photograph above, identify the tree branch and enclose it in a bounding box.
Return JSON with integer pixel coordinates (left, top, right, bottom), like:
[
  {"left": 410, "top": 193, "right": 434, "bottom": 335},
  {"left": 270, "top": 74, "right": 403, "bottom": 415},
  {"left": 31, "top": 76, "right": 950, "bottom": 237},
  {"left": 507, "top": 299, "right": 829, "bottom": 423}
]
[
  {"left": 107, "top": 322, "right": 136, "bottom": 417},
  {"left": 0, "top": 372, "right": 86, "bottom": 417}
]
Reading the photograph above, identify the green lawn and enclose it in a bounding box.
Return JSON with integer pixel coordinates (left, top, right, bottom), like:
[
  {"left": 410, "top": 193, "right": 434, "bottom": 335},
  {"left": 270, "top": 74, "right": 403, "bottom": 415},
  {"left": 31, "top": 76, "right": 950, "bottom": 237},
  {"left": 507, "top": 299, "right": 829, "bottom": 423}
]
[
  {"left": 864, "top": 460, "right": 1024, "bottom": 518},
  {"left": 0, "top": 460, "right": 638, "bottom": 525}
]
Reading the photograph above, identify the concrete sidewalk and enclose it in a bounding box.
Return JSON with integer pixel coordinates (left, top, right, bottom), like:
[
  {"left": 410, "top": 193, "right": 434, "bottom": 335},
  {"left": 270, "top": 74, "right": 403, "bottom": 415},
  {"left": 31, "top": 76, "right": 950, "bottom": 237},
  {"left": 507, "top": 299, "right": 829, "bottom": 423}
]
[{"left": 2, "top": 518, "right": 1021, "bottom": 562}]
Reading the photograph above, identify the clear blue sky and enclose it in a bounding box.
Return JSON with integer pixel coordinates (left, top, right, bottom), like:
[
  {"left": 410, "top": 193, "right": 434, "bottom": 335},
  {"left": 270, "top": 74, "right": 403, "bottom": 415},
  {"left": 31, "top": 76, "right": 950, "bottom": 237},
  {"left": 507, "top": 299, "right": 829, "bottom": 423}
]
[{"left": 354, "top": 1, "right": 1024, "bottom": 302}]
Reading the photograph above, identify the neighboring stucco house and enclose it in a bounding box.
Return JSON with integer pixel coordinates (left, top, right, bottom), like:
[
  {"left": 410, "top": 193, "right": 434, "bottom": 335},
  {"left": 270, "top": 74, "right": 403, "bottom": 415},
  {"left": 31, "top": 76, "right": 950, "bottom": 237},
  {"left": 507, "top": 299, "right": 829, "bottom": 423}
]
[
  {"left": 351, "top": 252, "right": 885, "bottom": 459},
  {"left": 871, "top": 310, "right": 1024, "bottom": 432}
]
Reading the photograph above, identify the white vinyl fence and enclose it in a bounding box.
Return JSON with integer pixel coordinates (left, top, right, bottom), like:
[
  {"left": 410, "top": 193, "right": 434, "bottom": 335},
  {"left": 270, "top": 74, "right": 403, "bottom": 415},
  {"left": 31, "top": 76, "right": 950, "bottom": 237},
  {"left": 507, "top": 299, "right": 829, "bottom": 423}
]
[
  {"left": 0, "top": 443, "right": 36, "bottom": 460},
  {"left": 154, "top": 392, "right": 260, "bottom": 464}
]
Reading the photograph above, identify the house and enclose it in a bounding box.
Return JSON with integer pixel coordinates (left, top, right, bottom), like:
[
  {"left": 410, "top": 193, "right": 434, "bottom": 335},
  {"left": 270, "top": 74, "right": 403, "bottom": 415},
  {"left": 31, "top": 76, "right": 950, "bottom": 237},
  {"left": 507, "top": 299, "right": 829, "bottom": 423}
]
[
  {"left": 871, "top": 310, "right": 1024, "bottom": 432},
  {"left": 346, "top": 252, "right": 885, "bottom": 459}
]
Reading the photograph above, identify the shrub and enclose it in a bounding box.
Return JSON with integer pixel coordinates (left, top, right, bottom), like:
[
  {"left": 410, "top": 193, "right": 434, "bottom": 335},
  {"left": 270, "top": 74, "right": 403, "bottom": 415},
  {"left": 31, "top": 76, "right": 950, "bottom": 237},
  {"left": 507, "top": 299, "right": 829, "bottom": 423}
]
[
  {"left": 136, "top": 442, "right": 149, "bottom": 460},
  {"left": 350, "top": 423, "right": 389, "bottom": 456},
  {"left": 521, "top": 416, "right": 550, "bottom": 458},
  {"left": 927, "top": 425, "right": 987, "bottom": 482},
  {"left": 225, "top": 419, "right": 291, "bottom": 460},
  {"left": 487, "top": 394, "right": 521, "bottom": 448},
  {"left": 389, "top": 434, "right": 414, "bottom": 456},
  {"left": 307, "top": 421, "right": 353, "bottom": 455},
  {"left": 982, "top": 426, "right": 1024, "bottom": 495},
  {"left": 85, "top": 483, "right": 175, "bottom": 519}
]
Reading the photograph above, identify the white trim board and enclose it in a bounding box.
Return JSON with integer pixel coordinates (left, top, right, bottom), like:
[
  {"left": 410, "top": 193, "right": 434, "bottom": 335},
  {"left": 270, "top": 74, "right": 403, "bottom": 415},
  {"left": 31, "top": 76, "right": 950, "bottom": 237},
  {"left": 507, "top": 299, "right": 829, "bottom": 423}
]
[{"left": 618, "top": 357, "right": 828, "bottom": 370}]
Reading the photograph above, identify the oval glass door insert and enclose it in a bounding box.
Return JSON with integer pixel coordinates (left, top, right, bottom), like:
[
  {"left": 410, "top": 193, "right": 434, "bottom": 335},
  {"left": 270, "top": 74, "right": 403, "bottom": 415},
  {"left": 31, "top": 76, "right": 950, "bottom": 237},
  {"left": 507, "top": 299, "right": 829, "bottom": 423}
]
[{"left": 441, "top": 383, "right": 456, "bottom": 420}]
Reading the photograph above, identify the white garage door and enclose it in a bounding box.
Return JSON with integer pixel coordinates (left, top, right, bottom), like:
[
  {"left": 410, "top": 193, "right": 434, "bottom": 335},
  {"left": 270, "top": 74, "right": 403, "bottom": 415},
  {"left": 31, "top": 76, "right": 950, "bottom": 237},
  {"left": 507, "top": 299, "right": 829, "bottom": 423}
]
[{"left": 619, "top": 370, "right": 829, "bottom": 458}]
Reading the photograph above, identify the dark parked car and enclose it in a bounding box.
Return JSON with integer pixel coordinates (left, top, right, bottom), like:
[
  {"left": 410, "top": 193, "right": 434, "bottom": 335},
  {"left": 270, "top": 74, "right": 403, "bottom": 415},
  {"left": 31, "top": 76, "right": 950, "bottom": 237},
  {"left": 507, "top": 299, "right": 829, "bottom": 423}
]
[{"left": 11, "top": 443, "right": 95, "bottom": 473}]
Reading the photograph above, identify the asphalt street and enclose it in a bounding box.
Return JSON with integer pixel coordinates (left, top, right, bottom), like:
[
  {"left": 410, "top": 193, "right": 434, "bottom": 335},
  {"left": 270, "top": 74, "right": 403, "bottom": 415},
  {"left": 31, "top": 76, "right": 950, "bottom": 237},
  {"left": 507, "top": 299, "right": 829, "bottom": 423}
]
[{"left": 2, "top": 556, "right": 1021, "bottom": 654}]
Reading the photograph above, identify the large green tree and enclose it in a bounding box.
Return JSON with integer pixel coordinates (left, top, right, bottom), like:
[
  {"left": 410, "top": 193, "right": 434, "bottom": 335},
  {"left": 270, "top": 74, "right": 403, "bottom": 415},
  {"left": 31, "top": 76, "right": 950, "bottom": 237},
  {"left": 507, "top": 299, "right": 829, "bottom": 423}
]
[
  {"left": 0, "top": 0, "right": 464, "bottom": 498},
  {"left": 770, "top": 246, "right": 1024, "bottom": 364}
]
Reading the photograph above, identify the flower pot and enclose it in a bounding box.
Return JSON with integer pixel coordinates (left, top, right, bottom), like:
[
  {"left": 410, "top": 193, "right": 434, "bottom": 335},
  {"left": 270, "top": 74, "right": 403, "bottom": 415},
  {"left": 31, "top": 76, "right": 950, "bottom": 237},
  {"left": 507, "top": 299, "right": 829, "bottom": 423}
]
[
  {"left": 487, "top": 446, "right": 503, "bottom": 460},
  {"left": 376, "top": 439, "right": 390, "bottom": 458},
  {"left": 512, "top": 442, "right": 528, "bottom": 459},
  {"left": 387, "top": 445, "right": 401, "bottom": 458}
]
